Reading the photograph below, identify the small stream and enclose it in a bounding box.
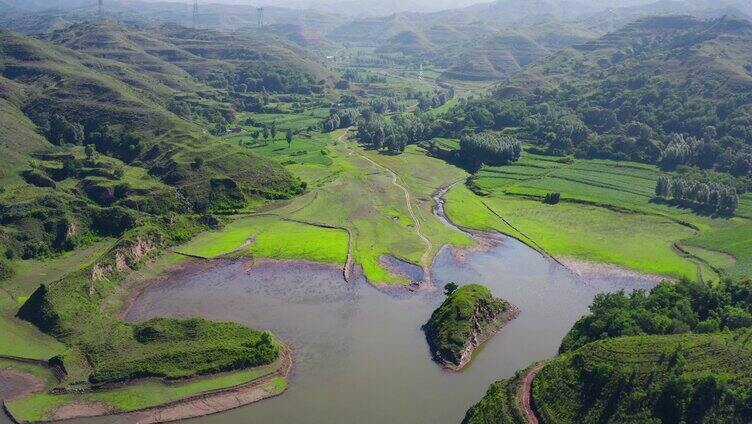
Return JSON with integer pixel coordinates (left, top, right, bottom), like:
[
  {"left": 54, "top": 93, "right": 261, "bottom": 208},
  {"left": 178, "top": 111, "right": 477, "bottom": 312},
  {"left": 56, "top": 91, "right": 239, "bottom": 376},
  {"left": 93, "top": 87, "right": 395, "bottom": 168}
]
[{"left": 29, "top": 191, "right": 657, "bottom": 424}]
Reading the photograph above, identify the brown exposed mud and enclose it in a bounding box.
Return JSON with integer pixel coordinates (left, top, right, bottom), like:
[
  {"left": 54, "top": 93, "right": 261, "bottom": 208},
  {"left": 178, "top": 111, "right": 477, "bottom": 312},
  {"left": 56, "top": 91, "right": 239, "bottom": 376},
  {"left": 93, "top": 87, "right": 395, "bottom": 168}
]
[{"left": 0, "top": 367, "right": 45, "bottom": 402}]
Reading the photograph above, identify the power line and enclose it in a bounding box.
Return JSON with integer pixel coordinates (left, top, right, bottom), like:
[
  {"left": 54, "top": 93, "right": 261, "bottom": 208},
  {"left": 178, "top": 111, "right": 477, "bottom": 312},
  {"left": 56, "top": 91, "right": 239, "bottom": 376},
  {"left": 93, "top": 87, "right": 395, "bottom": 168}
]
[{"left": 192, "top": 0, "right": 199, "bottom": 28}]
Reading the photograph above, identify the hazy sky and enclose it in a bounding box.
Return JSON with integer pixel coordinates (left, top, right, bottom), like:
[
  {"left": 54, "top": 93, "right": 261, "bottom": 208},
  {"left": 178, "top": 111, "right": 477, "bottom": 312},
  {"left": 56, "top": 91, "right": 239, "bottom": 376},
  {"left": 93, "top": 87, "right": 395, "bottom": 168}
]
[{"left": 142, "top": 0, "right": 491, "bottom": 14}]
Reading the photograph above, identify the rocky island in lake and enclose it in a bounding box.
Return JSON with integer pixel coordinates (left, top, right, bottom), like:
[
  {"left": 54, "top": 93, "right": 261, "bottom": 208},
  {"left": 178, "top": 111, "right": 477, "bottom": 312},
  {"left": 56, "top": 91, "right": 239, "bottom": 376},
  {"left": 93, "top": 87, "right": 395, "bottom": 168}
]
[{"left": 423, "top": 284, "right": 519, "bottom": 370}]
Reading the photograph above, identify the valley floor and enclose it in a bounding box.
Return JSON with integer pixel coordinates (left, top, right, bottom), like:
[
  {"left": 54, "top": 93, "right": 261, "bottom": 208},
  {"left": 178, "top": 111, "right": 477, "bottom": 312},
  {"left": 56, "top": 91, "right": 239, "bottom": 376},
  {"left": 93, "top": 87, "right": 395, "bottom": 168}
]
[{"left": 2, "top": 127, "right": 751, "bottom": 422}]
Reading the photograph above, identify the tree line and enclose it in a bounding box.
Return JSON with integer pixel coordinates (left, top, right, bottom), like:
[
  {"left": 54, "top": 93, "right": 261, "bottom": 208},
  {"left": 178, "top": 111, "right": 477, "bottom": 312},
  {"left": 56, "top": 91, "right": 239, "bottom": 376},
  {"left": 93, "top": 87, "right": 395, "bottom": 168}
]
[
  {"left": 356, "top": 113, "right": 440, "bottom": 153},
  {"left": 655, "top": 175, "right": 739, "bottom": 214},
  {"left": 459, "top": 132, "right": 522, "bottom": 168}
]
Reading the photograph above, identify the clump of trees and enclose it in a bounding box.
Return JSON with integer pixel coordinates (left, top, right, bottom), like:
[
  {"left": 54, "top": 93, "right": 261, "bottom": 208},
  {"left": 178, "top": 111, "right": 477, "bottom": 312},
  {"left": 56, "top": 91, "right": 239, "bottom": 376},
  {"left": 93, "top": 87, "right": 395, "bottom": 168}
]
[
  {"left": 655, "top": 175, "right": 739, "bottom": 214},
  {"left": 560, "top": 277, "right": 752, "bottom": 353},
  {"left": 341, "top": 68, "right": 387, "bottom": 84},
  {"left": 459, "top": 132, "right": 522, "bottom": 168},
  {"left": 356, "top": 112, "right": 439, "bottom": 154},
  {"left": 416, "top": 90, "right": 452, "bottom": 111},
  {"left": 544, "top": 192, "right": 561, "bottom": 205},
  {"left": 48, "top": 114, "right": 84, "bottom": 145},
  {"left": 323, "top": 109, "right": 359, "bottom": 132}
]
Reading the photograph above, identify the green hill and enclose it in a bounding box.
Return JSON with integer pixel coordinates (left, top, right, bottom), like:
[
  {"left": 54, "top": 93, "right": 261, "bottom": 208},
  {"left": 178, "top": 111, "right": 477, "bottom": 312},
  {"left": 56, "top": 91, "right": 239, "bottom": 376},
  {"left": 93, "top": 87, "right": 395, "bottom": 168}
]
[
  {"left": 0, "top": 21, "right": 325, "bottom": 395},
  {"left": 465, "top": 278, "right": 752, "bottom": 423},
  {"left": 533, "top": 331, "right": 752, "bottom": 423},
  {"left": 494, "top": 15, "right": 752, "bottom": 167},
  {"left": 0, "top": 24, "right": 321, "bottom": 264}
]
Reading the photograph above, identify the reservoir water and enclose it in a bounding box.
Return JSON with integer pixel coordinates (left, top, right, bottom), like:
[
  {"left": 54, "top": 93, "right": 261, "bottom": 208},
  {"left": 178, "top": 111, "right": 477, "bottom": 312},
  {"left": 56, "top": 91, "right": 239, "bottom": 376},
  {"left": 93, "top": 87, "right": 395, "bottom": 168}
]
[
  {"left": 1, "top": 197, "right": 658, "bottom": 424},
  {"left": 104, "top": 234, "right": 653, "bottom": 424}
]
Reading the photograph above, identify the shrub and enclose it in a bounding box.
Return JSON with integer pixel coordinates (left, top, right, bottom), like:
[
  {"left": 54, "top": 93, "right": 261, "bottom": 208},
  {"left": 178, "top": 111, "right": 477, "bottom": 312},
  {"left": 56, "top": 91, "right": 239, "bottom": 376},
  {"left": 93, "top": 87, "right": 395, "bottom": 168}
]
[
  {"left": 0, "top": 258, "right": 14, "bottom": 281},
  {"left": 544, "top": 192, "right": 561, "bottom": 205}
]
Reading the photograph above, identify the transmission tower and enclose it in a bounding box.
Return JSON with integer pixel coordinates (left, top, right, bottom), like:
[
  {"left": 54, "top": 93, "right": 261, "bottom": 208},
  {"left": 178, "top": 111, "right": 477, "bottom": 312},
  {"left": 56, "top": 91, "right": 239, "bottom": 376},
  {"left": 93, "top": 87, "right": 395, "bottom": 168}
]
[
  {"left": 257, "top": 8, "right": 264, "bottom": 28},
  {"left": 192, "top": 0, "right": 199, "bottom": 28}
]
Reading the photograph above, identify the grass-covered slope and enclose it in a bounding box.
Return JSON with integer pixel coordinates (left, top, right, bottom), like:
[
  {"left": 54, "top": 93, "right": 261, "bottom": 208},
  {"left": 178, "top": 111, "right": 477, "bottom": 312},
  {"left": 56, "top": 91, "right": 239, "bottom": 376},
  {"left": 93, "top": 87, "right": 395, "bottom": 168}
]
[
  {"left": 442, "top": 146, "right": 752, "bottom": 281},
  {"left": 423, "top": 284, "right": 518, "bottom": 370},
  {"left": 462, "top": 369, "right": 528, "bottom": 424},
  {"left": 533, "top": 331, "right": 752, "bottom": 423},
  {"left": 0, "top": 27, "right": 307, "bottom": 265},
  {"left": 14, "top": 223, "right": 280, "bottom": 385}
]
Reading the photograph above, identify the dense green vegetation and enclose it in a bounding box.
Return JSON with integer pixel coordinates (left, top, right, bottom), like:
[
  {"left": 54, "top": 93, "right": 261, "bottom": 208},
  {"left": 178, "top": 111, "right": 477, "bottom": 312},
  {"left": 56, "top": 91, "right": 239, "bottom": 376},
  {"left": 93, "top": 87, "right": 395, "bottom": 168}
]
[
  {"left": 459, "top": 132, "right": 522, "bottom": 168},
  {"left": 462, "top": 369, "right": 528, "bottom": 424},
  {"left": 560, "top": 278, "right": 752, "bottom": 352},
  {"left": 423, "top": 284, "right": 516, "bottom": 368},
  {"left": 443, "top": 16, "right": 752, "bottom": 181},
  {"left": 655, "top": 175, "right": 739, "bottom": 215},
  {"left": 534, "top": 331, "right": 752, "bottom": 423},
  {"left": 467, "top": 278, "right": 752, "bottom": 424}
]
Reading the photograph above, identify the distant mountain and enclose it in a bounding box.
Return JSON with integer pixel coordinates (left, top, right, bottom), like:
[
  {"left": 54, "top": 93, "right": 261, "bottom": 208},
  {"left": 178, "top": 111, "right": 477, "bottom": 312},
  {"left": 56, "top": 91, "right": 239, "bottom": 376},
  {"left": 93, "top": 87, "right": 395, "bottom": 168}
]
[
  {"left": 254, "top": 0, "right": 488, "bottom": 17},
  {"left": 0, "top": 0, "right": 342, "bottom": 35},
  {"left": 492, "top": 15, "right": 752, "bottom": 164}
]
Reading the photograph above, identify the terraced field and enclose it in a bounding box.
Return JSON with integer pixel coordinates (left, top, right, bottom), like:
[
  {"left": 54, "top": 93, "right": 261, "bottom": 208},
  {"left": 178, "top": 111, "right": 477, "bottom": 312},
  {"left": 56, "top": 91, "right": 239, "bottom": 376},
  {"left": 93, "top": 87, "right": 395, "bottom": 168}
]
[
  {"left": 446, "top": 149, "right": 752, "bottom": 281},
  {"left": 532, "top": 330, "right": 752, "bottom": 423}
]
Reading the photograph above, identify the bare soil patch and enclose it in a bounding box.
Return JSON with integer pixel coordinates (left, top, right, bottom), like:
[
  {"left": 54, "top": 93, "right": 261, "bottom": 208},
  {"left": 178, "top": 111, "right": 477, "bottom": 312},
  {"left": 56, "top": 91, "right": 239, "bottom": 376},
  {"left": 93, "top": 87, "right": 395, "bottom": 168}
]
[
  {"left": 560, "top": 258, "right": 665, "bottom": 283},
  {"left": 50, "top": 402, "right": 113, "bottom": 421},
  {"left": 0, "top": 367, "right": 45, "bottom": 402}
]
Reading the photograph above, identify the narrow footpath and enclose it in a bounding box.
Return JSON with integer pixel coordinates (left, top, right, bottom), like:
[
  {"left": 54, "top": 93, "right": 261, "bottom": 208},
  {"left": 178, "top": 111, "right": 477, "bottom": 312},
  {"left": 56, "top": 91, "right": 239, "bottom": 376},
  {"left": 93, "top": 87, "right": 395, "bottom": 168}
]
[{"left": 338, "top": 131, "right": 434, "bottom": 286}]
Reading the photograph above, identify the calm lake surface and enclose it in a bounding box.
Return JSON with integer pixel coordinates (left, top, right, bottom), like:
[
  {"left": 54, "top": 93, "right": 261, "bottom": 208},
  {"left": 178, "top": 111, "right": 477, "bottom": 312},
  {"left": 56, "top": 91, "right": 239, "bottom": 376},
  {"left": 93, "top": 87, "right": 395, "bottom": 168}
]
[{"left": 58, "top": 233, "right": 656, "bottom": 424}]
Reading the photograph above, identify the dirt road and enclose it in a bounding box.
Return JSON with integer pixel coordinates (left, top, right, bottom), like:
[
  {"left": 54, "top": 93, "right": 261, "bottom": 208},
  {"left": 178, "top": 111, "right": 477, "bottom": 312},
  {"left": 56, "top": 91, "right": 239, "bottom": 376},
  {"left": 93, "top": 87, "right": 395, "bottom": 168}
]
[{"left": 519, "top": 363, "right": 544, "bottom": 424}]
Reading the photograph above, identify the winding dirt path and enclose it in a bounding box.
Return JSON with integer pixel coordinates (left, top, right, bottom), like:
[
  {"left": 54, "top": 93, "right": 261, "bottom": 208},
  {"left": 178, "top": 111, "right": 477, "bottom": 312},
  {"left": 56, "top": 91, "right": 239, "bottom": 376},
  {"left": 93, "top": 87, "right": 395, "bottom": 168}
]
[
  {"left": 339, "top": 131, "right": 433, "bottom": 285},
  {"left": 519, "top": 363, "right": 544, "bottom": 424}
]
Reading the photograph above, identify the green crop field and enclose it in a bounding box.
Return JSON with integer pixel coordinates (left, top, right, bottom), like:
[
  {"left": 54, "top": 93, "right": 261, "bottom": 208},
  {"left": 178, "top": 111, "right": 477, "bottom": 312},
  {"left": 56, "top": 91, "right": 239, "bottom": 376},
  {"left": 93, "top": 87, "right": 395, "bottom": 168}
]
[
  {"left": 447, "top": 149, "right": 752, "bottom": 281},
  {"left": 178, "top": 216, "right": 349, "bottom": 264}
]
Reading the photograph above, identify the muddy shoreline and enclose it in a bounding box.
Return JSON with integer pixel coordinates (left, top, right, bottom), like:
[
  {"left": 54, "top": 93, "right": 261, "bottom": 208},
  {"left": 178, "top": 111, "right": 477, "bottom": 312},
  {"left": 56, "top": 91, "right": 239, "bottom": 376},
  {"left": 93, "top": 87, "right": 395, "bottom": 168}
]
[
  {"left": 2, "top": 182, "right": 665, "bottom": 424},
  {"left": 3, "top": 346, "right": 294, "bottom": 424},
  {"left": 433, "top": 183, "right": 667, "bottom": 285}
]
